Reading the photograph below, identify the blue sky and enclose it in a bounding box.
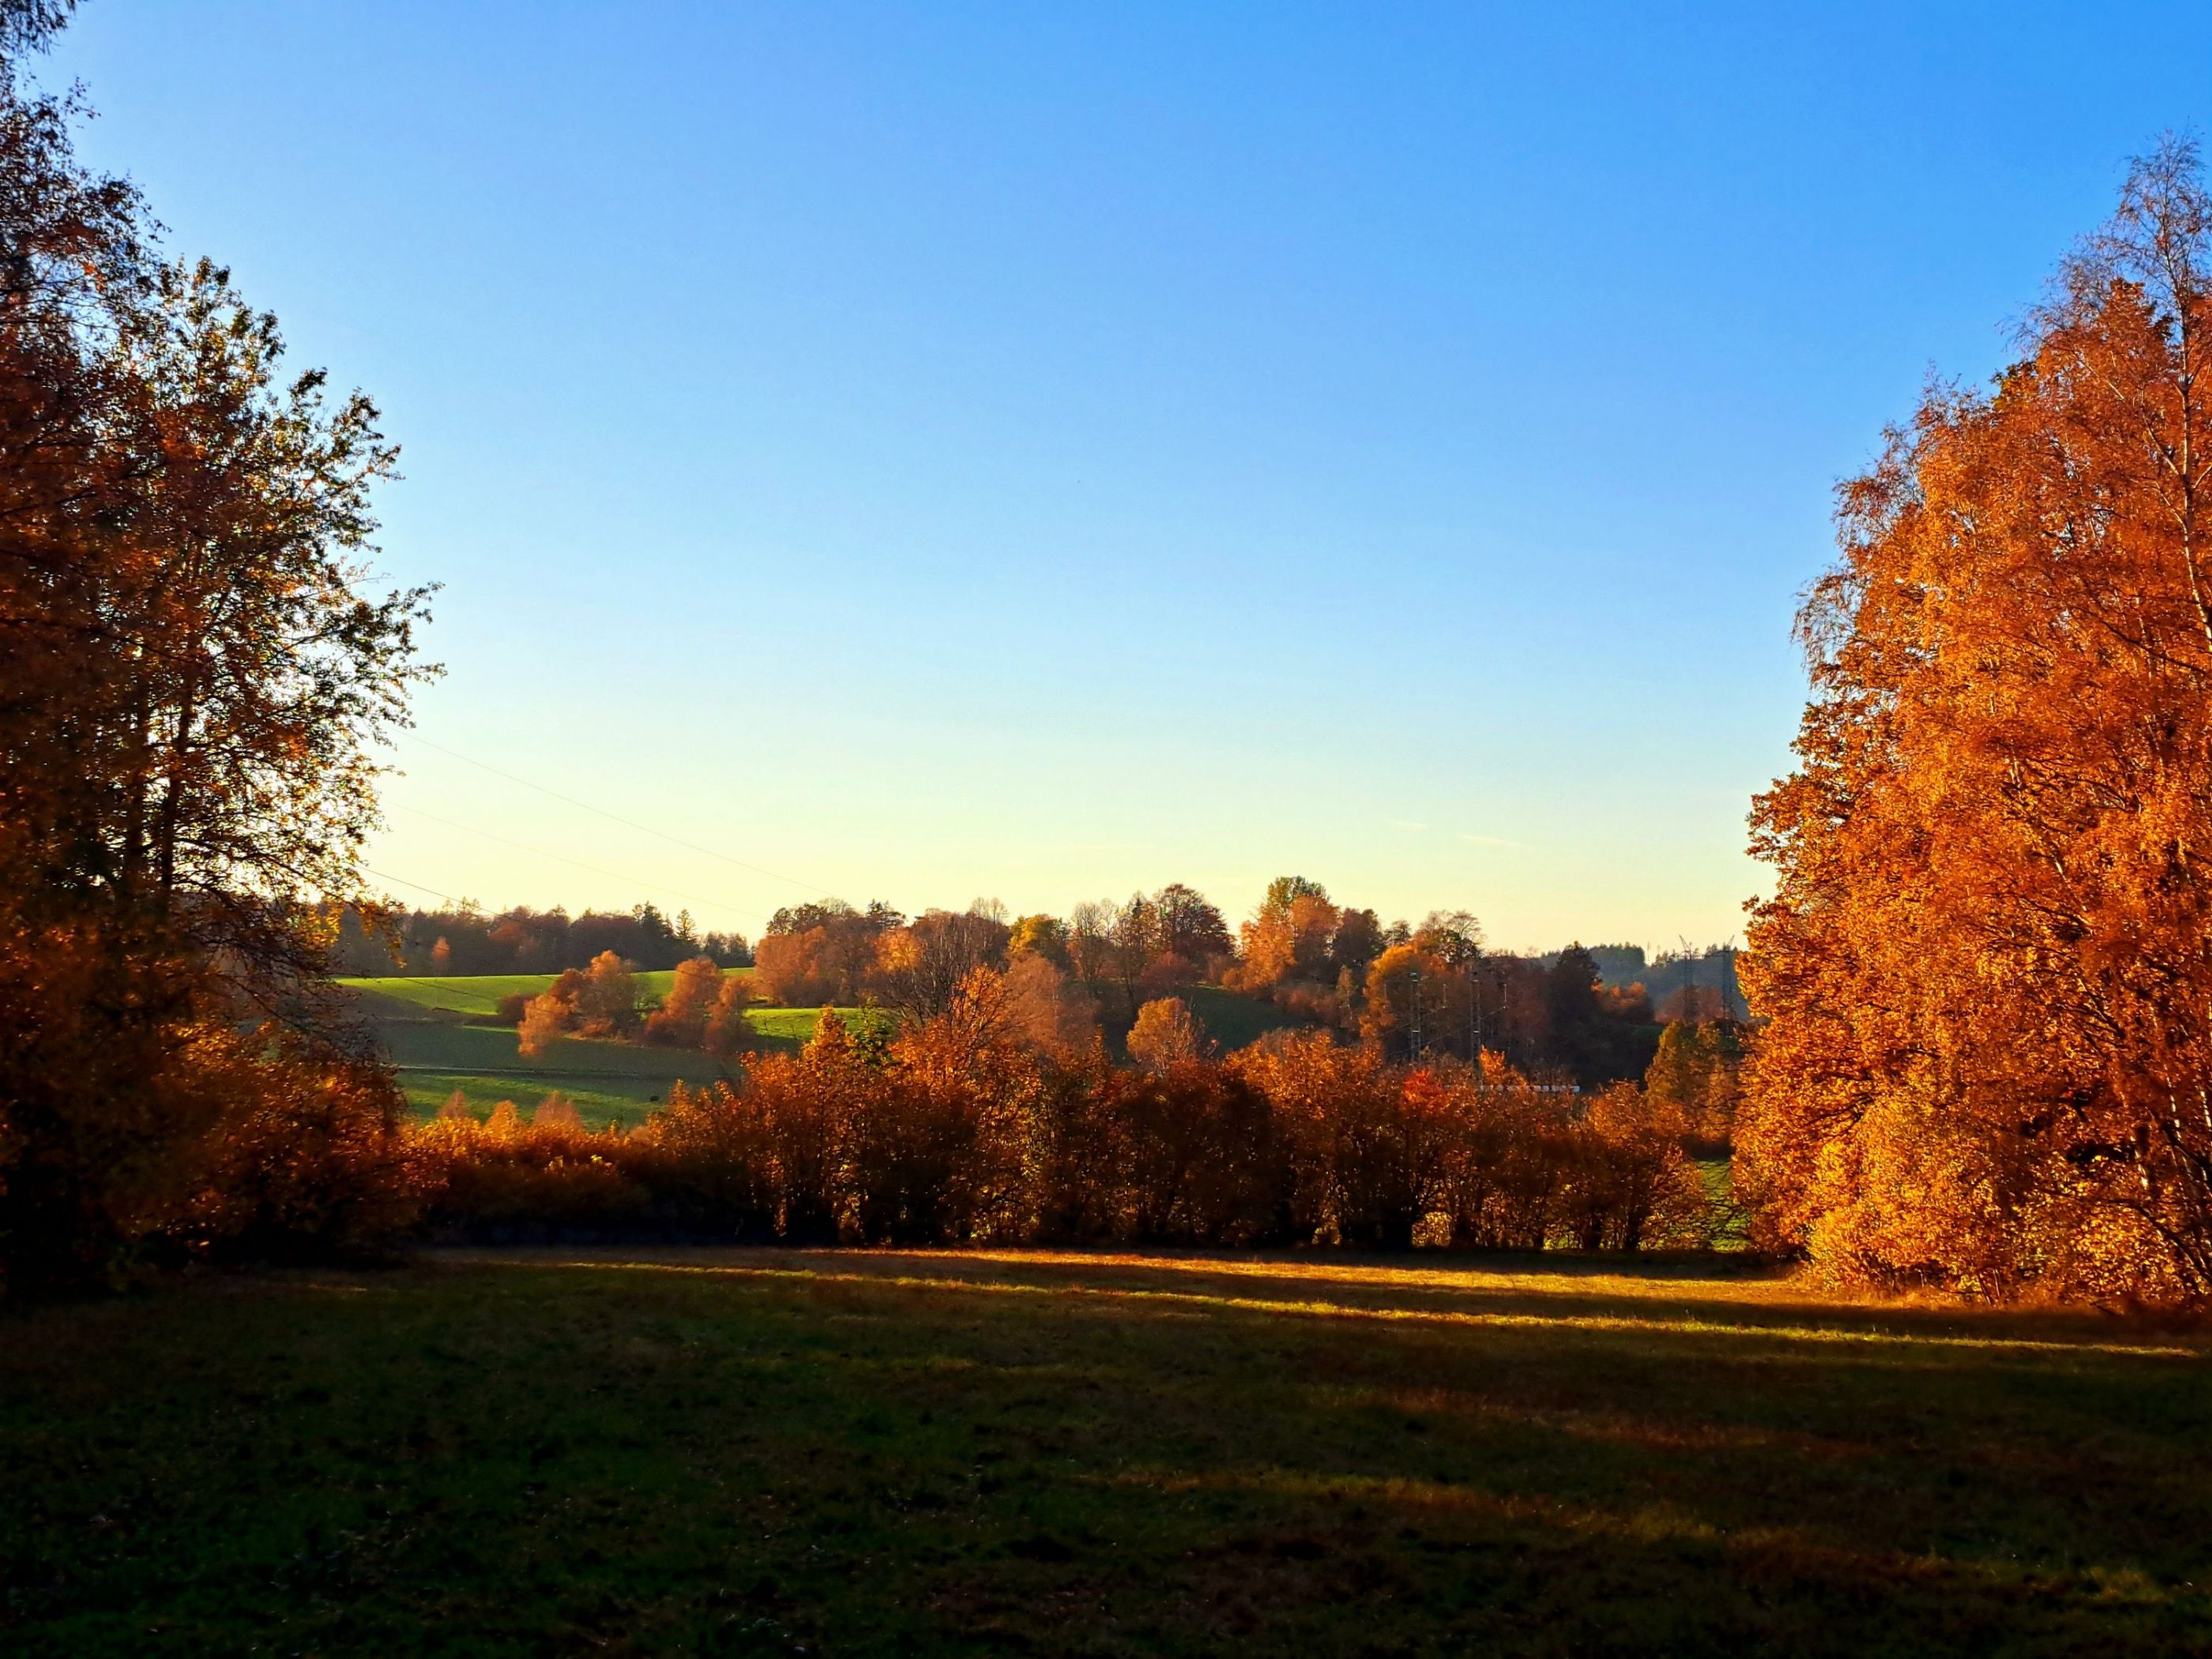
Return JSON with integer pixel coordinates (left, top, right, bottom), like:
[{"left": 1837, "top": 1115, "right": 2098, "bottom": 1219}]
[{"left": 47, "top": 2, "right": 2212, "bottom": 950}]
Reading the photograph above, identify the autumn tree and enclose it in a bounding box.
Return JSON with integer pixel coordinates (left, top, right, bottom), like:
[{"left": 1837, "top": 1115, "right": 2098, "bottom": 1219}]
[
  {"left": 1413, "top": 910, "right": 1483, "bottom": 968},
  {"left": 1540, "top": 944, "right": 1655, "bottom": 1085},
  {"left": 701, "top": 972, "right": 758, "bottom": 1060},
  {"left": 1236, "top": 876, "right": 1339, "bottom": 991},
  {"left": 1006, "top": 912, "right": 1069, "bottom": 967},
  {"left": 1644, "top": 1018, "right": 1744, "bottom": 1148},
  {"left": 1056, "top": 885, "right": 1232, "bottom": 1014},
  {"left": 1096, "top": 1060, "right": 1278, "bottom": 1243},
  {"left": 868, "top": 904, "right": 1011, "bottom": 1020},
  {"left": 515, "top": 971, "right": 580, "bottom": 1059},
  {"left": 1064, "top": 899, "right": 1118, "bottom": 983},
  {"left": 781, "top": 1010, "right": 871, "bottom": 1236},
  {"left": 1330, "top": 906, "right": 1385, "bottom": 984},
  {"left": 1003, "top": 953, "right": 1098, "bottom": 1052},
  {"left": 644, "top": 954, "right": 723, "bottom": 1048},
  {"left": 1103, "top": 892, "right": 1158, "bottom": 1014},
  {"left": 1558, "top": 1084, "right": 1710, "bottom": 1252},
  {"left": 1742, "top": 140, "right": 2212, "bottom": 1302},
  {"left": 532, "top": 1094, "right": 585, "bottom": 1134},
  {"left": 1234, "top": 1030, "right": 1433, "bottom": 1247},
  {"left": 1419, "top": 1056, "right": 1570, "bottom": 1249},
  {"left": 0, "top": 9, "right": 428, "bottom": 1285},
  {"left": 1151, "top": 882, "right": 1233, "bottom": 967},
  {"left": 854, "top": 970, "right": 1036, "bottom": 1242},
  {"left": 628, "top": 1080, "right": 776, "bottom": 1239},
  {"left": 572, "top": 950, "right": 640, "bottom": 1038},
  {"left": 1360, "top": 944, "right": 1458, "bottom": 1061},
  {"left": 1127, "top": 996, "right": 1206, "bottom": 1071},
  {"left": 751, "top": 900, "right": 890, "bottom": 1006}
]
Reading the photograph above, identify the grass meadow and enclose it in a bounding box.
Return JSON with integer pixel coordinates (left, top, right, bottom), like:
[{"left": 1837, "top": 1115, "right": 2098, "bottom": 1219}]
[
  {"left": 2, "top": 1248, "right": 2205, "bottom": 1656},
  {"left": 1174, "top": 985, "right": 1296, "bottom": 1051},
  {"left": 344, "top": 976, "right": 881, "bottom": 1128},
  {"left": 343, "top": 969, "right": 757, "bottom": 1021}
]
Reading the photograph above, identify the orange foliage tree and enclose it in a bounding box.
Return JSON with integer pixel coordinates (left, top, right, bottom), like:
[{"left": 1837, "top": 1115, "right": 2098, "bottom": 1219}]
[
  {"left": 1742, "top": 141, "right": 2212, "bottom": 1303},
  {"left": 515, "top": 969, "right": 581, "bottom": 1059},
  {"left": 1234, "top": 876, "right": 1340, "bottom": 991},
  {"left": 700, "top": 972, "right": 758, "bottom": 1060},
  {"left": 1644, "top": 1018, "right": 1744, "bottom": 1149},
  {"left": 1002, "top": 952, "right": 1097, "bottom": 1053},
  {"left": 1360, "top": 943, "right": 1458, "bottom": 1061},
  {"left": 405, "top": 1014, "right": 1714, "bottom": 1255},
  {"left": 643, "top": 954, "right": 724, "bottom": 1048},
  {"left": 0, "top": 10, "right": 429, "bottom": 1287},
  {"left": 750, "top": 901, "right": 890, "bottom": 1006},
  {"left": 866, "top": 905, "right": 1010, "bottom": 1019},
  {"left": 1127, "top": 995, "right": 1206, "bottom": 1071}
]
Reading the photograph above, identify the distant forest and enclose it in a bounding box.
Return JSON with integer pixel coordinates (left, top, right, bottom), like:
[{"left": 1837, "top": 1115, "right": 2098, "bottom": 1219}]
[
  {"left": 340, "top": 880, "right": 1747, "bottom": 1089},
  {"left": 336, "top": 901, "right": 752, "bottom": 976}
]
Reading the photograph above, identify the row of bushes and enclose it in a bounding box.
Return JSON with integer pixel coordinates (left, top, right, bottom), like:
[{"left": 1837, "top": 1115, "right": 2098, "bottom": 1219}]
[
  {"left": 404, "top": 980, "right": 1719, "bottom": 1251},
  {"left": 2, "top": 977, "right": 1718, "bottom": 1292}
]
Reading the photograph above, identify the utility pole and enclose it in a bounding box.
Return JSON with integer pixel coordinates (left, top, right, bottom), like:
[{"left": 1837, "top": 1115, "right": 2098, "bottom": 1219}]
[
  {"left": 1467, "top": 956, "right": 1480, "bottom": 1059},
  {"left": 1408, "top": 966, "right": 1423, "bottom": 1061}
]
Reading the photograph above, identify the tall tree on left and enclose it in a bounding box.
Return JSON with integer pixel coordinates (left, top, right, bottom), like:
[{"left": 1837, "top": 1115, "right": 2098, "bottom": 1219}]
[{"left": 0, "top": 1, "right": 435, "bottom": 1288}]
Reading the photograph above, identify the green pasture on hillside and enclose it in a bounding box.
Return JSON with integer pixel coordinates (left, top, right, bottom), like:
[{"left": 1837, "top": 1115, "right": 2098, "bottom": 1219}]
[
  {"left": 744, "top": 1006, "right": 867, "bottom": 1047},
  {"left": 386, "top": 1074, "right": 693, "bottom": 1130},
  {"left": 1177, "top": 984, "right": 1297, "bottom": 1051},
  {"left": 4, "top": 1248, "right": 2206, "bottom": 1655},
  {"left": 344, "top": 975, "right": 876, "bottom": 1129},
  {"left": 340, "top": 968, "right": 756, "bottom": 1021},
  {"left": 371, "top": 1018, "right": 727, "bottom": 1129}
]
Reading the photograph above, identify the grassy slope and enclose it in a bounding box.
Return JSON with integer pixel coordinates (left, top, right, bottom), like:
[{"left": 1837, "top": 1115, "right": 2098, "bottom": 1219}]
[
  {"left": 1077, "top": 982, "right": 1302, "bottom": 1060},
  {"left": 345, "top": 976, "right": 875, "bottom": 1128},
  {"left": 1184, "top": 984, "right": 1299, "bottom": 1051},
  {"left": 340, "top": 969, "right": 755, "bottom": 1021},
  {"left": 2, "top": 1249, "right": 2205, "bottom": 1657},
  {"left": 348, "top": 975, "right": 1294, "bottom": 1048}
]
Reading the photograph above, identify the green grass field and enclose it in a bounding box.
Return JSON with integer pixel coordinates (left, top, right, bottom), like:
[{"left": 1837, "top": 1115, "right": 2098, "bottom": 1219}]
[
  {"left": 344, "top": 975, "right": 1288, "bottom": 1051},
  {"left": 343, "top": 976, "right": 878, "bottom": 1129},
  {"left": 386, "top": 1072, "right": 707, "bottom": 1130},
  {"left": 340, "top": 968, "right": 754, "bottom": 1021},
  {"left": 2, "top": 1248, "right": 2205, "bottom": 1656},
  {"left": 1176, "top": 984, "right": 1297, "bottom": 1052}
]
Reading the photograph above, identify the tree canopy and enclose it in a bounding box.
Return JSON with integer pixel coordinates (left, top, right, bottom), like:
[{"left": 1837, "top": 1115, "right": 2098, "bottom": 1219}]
[{"left": 1741, "top": 139, "right": 2212, "bottom": 1302}]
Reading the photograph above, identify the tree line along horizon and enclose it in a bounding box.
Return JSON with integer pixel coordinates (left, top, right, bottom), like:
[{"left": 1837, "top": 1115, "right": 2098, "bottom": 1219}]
[
  {"left": 3, "top": 0, "right": 2211, "bottom": 1302},
  {"left": 343, "top": 882, "right": 1749, "bottom": 1088}
]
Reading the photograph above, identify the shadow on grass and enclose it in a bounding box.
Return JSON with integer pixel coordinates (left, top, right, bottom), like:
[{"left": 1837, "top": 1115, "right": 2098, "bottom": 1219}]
[{"left": 4, "top": 1244, "right": 2208, "bottom": 1656}]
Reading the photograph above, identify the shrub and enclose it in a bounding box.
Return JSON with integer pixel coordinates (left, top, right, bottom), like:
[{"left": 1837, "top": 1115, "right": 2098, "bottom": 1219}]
[{"left": 399, "top": 1008, "right": 1715, "bottom": 1258}]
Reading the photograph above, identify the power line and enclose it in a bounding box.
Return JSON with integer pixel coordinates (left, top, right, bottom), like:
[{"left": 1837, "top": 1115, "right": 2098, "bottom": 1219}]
[
  {"left": 390, "top": 801, "right": 769, "bottom": 927},
  {"left": 404, "top": 732, "right": 831, "bottom": 898},
  {"left": 360, "top": 864, "right": 463, "bottom": 906}
]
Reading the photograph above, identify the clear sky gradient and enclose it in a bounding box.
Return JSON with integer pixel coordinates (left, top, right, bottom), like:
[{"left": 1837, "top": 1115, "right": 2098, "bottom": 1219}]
[{"left": 47, "top": 2, "right": 2212, "bottom": 951}]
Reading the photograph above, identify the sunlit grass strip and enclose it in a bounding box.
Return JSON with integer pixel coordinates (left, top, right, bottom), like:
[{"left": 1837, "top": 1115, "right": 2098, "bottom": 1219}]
[
  {"left": 851, "top": 1244, "right": 1839, "bottom": 1312},
  {"left": 463, "top": 1255, "right": 2209, "bottom": 1360}
]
